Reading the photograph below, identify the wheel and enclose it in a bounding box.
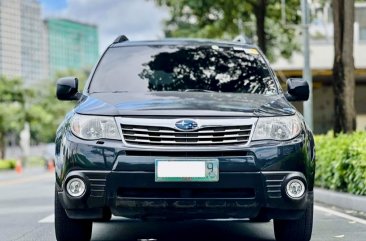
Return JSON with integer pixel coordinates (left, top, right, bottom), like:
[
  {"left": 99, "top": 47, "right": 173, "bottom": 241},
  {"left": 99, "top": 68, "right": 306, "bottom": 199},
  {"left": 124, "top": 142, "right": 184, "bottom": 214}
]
[
  {"left": 249, "top": 210, "right": 270, "bottom": 223},
  {"left": 55, "top": 187, "right": 93, "bottom": 241},
  {"left": 95, "top": 208, "right": 112, "bottom": 222},
  {"left": 273, "top": 195, "right": 313, "bottom": 241}
]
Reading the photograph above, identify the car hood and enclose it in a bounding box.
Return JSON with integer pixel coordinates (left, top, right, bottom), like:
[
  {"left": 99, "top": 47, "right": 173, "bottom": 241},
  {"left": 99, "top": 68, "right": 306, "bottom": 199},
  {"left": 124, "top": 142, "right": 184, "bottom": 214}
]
[{"left": 75, "top": 92, "right": 296, "bottom": 117}]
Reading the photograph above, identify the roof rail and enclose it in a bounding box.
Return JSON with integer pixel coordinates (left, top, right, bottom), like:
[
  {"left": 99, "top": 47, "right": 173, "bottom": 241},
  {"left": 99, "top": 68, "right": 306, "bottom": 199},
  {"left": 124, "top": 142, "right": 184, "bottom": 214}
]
[{"left": 113, "top": 35, "right": 129, "bottom": 44}]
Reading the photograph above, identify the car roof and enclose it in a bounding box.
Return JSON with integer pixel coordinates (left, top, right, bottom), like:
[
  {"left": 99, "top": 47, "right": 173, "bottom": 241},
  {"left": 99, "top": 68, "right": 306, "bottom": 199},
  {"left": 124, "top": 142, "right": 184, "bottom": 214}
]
[{"left": 110, "top": 38, "right": 259, "bottom": 50}]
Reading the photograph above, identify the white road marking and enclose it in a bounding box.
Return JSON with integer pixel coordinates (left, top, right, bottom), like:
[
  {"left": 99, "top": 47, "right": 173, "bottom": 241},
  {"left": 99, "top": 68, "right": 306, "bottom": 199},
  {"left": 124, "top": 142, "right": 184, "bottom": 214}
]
[
  {"left": 0, "top": 205, "right": 53, "bottom": 216},
  {"left": 38, "top": 214, "right": 129, "bottom": 223},
  {"left": 38, "top": 214, "right": 54, "bottom": 223},
  {"left": 315, "top": 205, "right": 366, "bottom": 225}
]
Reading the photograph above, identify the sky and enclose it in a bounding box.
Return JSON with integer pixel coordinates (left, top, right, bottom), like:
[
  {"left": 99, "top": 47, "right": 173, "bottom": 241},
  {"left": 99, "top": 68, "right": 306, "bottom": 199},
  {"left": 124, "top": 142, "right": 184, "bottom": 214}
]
[{"left": 39, "top": 0, "right": 169, "bottom": 52}]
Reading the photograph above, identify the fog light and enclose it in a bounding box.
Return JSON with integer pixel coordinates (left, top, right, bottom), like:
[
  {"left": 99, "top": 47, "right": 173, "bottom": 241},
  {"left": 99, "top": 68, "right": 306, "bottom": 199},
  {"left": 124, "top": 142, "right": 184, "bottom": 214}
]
[
  {"left": 286, "top": 179, "right": 305, "bottom": 199},
  {"left": 66, "top": 178, "right": 86, "bottom": 197}
]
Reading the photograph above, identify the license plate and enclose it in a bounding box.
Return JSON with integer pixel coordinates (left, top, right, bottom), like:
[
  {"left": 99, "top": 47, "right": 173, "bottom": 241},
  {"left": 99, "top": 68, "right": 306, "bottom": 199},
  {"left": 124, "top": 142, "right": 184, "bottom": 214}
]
[{"left": 155, "top": 159, "right": 219, "bottom": 182}]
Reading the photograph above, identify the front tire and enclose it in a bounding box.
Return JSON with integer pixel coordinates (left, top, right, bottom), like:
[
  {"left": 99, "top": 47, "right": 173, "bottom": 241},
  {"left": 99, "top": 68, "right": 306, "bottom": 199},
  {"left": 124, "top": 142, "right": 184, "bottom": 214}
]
[
  {"left": 249, "top": 210, "right": 271, "bottom": 223},
  {"left": 273, "top": 195, "right": 313, "bottom": 241},
  {"left": 95, "top": 208, "right": 112, "bottom": 222},
  {"left": 55, "top": 187, "right": 93, "bottom": 241}
]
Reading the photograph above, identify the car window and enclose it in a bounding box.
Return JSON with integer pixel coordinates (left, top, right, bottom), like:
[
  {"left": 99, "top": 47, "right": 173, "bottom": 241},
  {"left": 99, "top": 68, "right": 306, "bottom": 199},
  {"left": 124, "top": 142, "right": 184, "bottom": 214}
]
[{"left": 89, "top": 45, "right": 278, "bottom": 95}]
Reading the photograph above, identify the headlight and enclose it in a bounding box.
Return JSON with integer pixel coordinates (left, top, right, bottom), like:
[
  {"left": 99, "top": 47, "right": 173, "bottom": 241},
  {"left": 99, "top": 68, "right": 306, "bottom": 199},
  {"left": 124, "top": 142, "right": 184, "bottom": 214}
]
[
  {"left": 252, "top": 115, "right": 301, "bottom": 141},
  {"left": 71, "top": 114, "right": 121, "bottom": 140}
]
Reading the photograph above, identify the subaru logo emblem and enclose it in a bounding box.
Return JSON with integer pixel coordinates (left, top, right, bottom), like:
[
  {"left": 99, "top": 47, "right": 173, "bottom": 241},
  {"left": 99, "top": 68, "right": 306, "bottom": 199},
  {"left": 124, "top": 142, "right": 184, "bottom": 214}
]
[{"left": 175, "top": 119, "right": 198, "bottom": 131}]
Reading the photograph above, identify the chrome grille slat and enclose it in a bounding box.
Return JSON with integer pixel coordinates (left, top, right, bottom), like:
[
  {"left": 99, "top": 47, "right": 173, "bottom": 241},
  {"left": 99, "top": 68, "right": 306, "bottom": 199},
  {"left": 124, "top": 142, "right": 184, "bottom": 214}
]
[
  {"left": 124, "top": 137, "right": 248, "bottom": 143},
  {"left": 125, "top": 139, "right": 248, "bottom": 145},
  {"left": 122, "top": 127, "right": 252, "bottom": 134},
  {"left": 123, "top": 133, "right": 251, "bottom": 139},
  {"left": 120, "top": 122, "right": 253, "bottom": 147}
]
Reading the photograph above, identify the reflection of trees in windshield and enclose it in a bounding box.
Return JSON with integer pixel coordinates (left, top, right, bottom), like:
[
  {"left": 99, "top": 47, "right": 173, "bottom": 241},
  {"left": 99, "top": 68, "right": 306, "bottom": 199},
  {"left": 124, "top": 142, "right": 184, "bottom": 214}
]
[{"left": 138, "top": 46, "right": 276, "bottom": 94}]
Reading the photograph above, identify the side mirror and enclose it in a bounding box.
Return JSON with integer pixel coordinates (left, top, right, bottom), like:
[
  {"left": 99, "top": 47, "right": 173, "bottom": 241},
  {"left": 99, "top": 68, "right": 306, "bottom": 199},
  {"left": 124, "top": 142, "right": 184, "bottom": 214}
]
[
  {"left": 56, "top": 77, "right": 81, "bottom": 101},
  {"left": 285, "top": 78, "right": 309, "bottom": 101}
]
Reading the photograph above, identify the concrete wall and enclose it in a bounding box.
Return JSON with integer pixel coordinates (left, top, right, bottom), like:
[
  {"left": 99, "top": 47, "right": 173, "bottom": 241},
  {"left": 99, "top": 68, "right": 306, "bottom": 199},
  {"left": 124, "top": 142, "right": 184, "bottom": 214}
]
[{"left": 292, "top": 85, "right": 366, "bottom": 134}]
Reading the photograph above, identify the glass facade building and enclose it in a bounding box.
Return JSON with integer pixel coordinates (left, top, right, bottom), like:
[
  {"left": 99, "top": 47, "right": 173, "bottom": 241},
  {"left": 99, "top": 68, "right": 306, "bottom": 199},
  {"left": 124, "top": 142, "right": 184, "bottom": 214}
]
[{"left": 45, "top": 19, "right": 99, "bottom": 77}]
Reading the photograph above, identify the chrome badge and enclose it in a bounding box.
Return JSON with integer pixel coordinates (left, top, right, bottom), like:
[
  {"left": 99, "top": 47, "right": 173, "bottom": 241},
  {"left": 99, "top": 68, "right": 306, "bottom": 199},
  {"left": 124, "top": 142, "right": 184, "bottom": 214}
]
[{"left": 175, "top": 119, "right": 198, "bottom": 131}]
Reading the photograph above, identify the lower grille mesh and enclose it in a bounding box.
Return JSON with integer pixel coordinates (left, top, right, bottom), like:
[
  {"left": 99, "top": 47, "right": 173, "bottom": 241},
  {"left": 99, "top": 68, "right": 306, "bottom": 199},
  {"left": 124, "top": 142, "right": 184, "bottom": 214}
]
[{"left": 118, "top": 188, "right": 255, "bottom": 199}]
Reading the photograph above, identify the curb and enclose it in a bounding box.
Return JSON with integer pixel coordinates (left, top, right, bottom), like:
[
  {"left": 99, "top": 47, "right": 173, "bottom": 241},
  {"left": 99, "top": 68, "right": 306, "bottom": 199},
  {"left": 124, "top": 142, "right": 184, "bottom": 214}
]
[{"left": 315, "top": 188, "right": 366, "bottom": 213}]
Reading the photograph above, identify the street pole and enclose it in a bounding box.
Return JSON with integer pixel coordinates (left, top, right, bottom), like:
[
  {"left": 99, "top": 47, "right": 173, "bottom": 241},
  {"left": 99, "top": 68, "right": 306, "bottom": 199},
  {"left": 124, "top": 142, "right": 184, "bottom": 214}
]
[{"left": 301, "top": 0, "right": 313, "bottom": 130}]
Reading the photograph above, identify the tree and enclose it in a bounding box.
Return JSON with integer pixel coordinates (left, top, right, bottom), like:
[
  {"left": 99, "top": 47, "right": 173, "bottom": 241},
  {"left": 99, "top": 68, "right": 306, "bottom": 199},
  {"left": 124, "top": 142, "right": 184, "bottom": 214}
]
[
  {"left": 154, "top": 0, "right": 301, "bottom": 60},
  {"left": 0, "top": 69, "right": 90, "bottom": 158},
  {"left": 26, "top": 69, "right": 90, "bottom": 143},
  {"left": 332, "top": 0, "right": 356, "bottom": 133},
  {"left": 0, "top": 76, "right": 26, "bottom": 158}
]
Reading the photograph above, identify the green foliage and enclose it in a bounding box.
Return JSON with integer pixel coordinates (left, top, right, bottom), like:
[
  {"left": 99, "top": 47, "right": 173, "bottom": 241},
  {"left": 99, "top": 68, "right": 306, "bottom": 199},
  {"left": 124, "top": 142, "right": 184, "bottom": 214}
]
[
  {"left": 315, "top": 132, "right": 366, "bottom": 195},
  {"left": 0, "top": 68, "right": 89, "bottom": 151},
  {"left": 155, "top": 0, "right": 301, "bottom": 60},
  {"left": 0, "top": 76, "right": 27, "bottom": 158},
  {"left": 0, "top": 160, "right": 16, "bottom": 170},
  {"left": 26, "top": 69, "right": 90, "bottom": 143},
  {"left": 0, "top": 77, "right": 26, "bottom": 133}
]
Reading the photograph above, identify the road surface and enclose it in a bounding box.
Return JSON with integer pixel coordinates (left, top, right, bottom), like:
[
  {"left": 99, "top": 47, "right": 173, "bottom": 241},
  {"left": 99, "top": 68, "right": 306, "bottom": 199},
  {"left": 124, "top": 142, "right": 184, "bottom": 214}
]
[{"left": 1, "top": 168, "right": 366, "bottom": 241}]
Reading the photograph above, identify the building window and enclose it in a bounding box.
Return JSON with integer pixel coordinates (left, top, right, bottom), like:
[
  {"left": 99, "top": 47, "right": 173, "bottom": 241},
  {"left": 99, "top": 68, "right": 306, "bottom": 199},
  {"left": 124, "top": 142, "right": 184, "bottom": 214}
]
[
  {"left": 360, "top": 27, "right": 366, "bottom": 41},
  {"left": 356, "top": 5, "right": 366, "bottom": 41}
]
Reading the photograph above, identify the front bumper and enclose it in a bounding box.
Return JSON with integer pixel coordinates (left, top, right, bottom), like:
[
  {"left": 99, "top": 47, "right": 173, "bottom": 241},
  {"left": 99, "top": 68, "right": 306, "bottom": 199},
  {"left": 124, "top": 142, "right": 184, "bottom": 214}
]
[
  {"left": 55, "top": 133, "right": 315, "bottom": 220},
  {"left": 57, "top": 170, "right": 310, "bottom": 220}
]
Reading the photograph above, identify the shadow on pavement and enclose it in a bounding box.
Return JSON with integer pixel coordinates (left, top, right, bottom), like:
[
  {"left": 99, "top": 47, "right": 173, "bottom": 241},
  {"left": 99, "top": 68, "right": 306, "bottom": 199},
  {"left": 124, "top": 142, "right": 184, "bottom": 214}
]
[{"left": 92, "top": 219, "right": 275, "bottom": 241}]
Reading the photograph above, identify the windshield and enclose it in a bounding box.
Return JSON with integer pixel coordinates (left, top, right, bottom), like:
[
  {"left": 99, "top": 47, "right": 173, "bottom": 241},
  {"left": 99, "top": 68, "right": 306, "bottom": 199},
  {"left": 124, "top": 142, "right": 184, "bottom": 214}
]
[{"left": 89, "top": 45, "right": 278, "bottom": 94}]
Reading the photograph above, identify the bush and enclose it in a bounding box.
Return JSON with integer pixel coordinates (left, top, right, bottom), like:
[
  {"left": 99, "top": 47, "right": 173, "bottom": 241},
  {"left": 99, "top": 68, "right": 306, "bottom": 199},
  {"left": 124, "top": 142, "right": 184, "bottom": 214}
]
[
  {"left": 315, "top": 132, "right": 366, "bottom": 195},
  {"left": 0, "top": 160, "right": 17, "bottom": 170}
]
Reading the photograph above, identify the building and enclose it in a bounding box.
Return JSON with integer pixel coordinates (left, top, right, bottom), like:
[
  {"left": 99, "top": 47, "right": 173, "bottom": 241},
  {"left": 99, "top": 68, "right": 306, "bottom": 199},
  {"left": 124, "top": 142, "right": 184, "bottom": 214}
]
[
  {"left": 45, "top": 19, "right": 99, "bottom": 78},
  {"left": 21, "top": 0, "right": 48, "bottom": 84},
  {"left": 0, "top": 1, "right": 99, "bottom": 84},
  {"left": 0, "top": 0, "right": 46, "bottom": 85},
  {"left": 272, "top": 2, "right": 366, "bottom": 134}
]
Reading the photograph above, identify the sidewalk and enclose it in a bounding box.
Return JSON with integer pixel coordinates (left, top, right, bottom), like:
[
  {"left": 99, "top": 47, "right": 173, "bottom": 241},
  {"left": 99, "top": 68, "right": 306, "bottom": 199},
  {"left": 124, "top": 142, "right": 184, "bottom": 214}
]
[{"left": 315, "top": 188, "right": 366, "bottom": 213}]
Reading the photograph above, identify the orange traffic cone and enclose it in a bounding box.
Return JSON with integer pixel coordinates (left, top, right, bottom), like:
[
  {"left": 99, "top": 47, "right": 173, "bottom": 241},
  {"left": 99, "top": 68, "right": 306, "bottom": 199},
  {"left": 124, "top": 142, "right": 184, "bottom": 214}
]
[
  {"left": 47, "top": 161, "right": 55, "bottom": 172},
  {"left": 15, "top": 160, "right": 23, "bottom": 174}
]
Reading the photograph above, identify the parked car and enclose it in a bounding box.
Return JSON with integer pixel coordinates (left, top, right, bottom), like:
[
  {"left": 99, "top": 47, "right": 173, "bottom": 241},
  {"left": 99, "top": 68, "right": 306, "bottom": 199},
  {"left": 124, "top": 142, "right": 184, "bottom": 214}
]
[{"left": 55, "top": 36, "right": 315, "bottom": 241}]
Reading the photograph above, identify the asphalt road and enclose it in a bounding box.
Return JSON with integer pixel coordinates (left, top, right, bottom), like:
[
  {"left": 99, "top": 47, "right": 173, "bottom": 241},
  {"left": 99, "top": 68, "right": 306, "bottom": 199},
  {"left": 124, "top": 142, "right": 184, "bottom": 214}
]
[{"left": 1, "top": 168, "right": 366, "bottom": 241}]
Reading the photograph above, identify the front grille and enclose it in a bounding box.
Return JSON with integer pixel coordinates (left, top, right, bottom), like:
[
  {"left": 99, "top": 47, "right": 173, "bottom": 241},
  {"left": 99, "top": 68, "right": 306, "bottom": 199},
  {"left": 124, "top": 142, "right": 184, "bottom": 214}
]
[
  {"left": 121, "top": 124, "right": 252, "bottom": 146},
  {"left": 117, "top": 188, "right": 255, "bottom": 199}
]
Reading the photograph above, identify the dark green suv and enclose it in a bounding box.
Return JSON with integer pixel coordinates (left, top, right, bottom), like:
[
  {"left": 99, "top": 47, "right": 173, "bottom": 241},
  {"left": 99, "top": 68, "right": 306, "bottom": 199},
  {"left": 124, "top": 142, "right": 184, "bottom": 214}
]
[{"left": 54, "top": 36, "right": 315, "bottom": 241}]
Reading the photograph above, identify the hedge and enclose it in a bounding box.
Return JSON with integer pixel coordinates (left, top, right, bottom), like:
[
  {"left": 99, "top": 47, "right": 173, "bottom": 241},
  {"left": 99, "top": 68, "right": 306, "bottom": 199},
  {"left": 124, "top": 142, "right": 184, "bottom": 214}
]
[
  {"left": 315, "top": 132, "right": 366, "bottom": 195},
  {"left": 0, "top": 160, "right": 16, "bottom": 170}
]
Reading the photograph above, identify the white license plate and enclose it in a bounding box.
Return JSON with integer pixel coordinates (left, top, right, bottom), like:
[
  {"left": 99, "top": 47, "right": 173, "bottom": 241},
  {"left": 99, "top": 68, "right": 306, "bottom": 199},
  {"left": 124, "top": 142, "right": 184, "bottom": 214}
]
[{"left": 155, "top": 159, "right": 219, "bottom": 182}]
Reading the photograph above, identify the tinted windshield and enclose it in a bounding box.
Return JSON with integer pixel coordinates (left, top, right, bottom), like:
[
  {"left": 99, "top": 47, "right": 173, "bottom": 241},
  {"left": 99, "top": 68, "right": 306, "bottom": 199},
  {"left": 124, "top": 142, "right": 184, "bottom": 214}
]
[{"left": 89, "top": 45, "right": 278, "bottom": 94}]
